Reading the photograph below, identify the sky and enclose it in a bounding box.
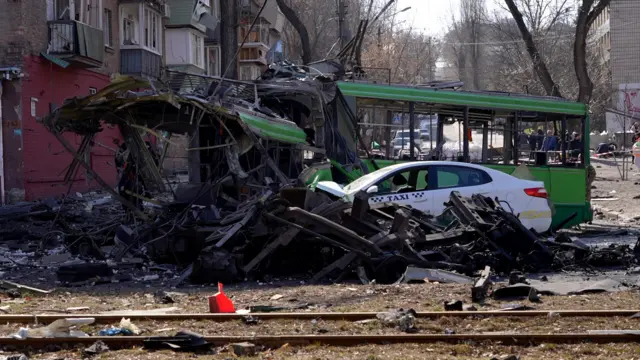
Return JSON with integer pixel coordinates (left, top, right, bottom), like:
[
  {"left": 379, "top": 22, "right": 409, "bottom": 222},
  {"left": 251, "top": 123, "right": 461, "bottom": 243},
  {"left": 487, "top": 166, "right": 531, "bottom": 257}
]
[{"left": 394, "top": 0, "right": 501, "bottom": 36}]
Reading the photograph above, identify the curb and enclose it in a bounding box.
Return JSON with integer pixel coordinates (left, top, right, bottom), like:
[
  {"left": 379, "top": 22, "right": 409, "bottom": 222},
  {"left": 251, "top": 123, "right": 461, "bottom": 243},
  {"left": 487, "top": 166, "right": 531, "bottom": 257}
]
[{"left": 592, "top": 204, "right": 635, "bottom": 223}]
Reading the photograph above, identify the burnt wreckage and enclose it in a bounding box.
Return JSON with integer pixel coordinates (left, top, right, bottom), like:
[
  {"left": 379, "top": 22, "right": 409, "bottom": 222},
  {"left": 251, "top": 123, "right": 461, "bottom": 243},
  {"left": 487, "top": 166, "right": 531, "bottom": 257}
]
[{"left": 41, "top": 66, "right": 637, "bottom": 286}]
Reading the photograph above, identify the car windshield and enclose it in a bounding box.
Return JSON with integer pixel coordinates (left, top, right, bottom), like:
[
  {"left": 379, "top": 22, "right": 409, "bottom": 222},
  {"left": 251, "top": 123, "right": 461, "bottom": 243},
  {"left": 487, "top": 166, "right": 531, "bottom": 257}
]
[
  {"left": 392, "top": 137, "right": 411, "bottom": 146},
  {"left": 395, "top": 130, "right": 420, "bottom": 139},
  {"left": 343, "top": 165, "right": 405, "bottom": 192}
]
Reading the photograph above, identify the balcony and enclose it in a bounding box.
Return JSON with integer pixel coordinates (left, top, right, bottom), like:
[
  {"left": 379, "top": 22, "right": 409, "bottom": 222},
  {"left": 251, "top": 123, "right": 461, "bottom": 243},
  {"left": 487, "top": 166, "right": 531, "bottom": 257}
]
[
  {"left": 239, "top": 47, "right": 267, "bottom": 66},
  {"left": 120, "top": 49, "right": 162, "bottom": 79},
  {"left": 47, "top": 20, "right": 105, "bottom": 68},
  {"left": 239, "top": 22, "right": 270, "bottom": 49}
]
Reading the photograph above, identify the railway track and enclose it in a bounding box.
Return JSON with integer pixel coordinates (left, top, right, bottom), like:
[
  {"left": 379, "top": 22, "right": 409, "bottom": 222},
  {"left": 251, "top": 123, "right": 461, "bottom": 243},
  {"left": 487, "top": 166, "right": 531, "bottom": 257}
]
[
  {"left": 1, "top": 310, "right": 639, "bottom": 349},
  {"left": 4, "top": 309, "right": 639, "bottom": 324},
  {"left": 1, "top": 333, "right": 640, "bottom": 349}
]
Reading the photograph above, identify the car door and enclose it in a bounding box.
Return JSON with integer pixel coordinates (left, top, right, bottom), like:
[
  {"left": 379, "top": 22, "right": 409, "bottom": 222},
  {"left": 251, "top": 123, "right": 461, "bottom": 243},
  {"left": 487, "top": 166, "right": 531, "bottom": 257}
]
[
  {"left": 366, "top": 166, "right": 433, "bottom": 214},
  {"left": 429, "top": 165, "right": 494, "bottom": 215}
]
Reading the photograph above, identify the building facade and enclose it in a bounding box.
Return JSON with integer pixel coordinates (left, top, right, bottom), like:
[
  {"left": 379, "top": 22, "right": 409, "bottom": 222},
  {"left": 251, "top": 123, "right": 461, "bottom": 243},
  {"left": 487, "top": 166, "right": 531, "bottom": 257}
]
[
  {"left": 606, "top": 0, "right": 640, "bottom": 134},
  {"left": 0, "top": 0, "right": 172, "bottom": 203},
  {"left": 0, "top": 0, "right": 130, "bottom": 203},
  {"left": 589, "top": 5, "right": 611, "bottom": 65},
  {"left": 0, "top": 0, "right": 284, "bottom": 203}
]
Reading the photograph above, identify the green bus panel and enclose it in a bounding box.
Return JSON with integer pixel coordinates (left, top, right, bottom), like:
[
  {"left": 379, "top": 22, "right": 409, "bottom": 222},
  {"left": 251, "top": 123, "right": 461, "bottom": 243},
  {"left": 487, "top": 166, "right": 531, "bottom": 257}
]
[
  {"left": 485, "top": 165, "right": 592, "bottom": 228},
  {"left": 337, "top": 82, "right": 588, "bottom": 115}
]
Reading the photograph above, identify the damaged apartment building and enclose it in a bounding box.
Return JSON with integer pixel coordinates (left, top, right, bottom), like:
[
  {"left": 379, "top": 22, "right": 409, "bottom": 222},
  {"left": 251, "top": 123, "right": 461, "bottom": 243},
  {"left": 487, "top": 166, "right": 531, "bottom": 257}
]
[{"left": 0, "top": 0, "right": 285, "bottom": 204}]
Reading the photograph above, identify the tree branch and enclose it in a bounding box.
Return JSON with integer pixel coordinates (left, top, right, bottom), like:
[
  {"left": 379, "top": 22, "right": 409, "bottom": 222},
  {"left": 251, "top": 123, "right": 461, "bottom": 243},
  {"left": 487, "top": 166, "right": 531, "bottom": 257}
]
[
  {"left": 586, "top": 0, "right": 611, "bottom": 28},
  {"left": 504, "top": 0, "right": 563, "bottom": 97},
  {"left": 575, "top": 0, "right": 610, "bottom": 103},
  {"left": 276, "top": 0, "right": 312, "bottom": 64}
]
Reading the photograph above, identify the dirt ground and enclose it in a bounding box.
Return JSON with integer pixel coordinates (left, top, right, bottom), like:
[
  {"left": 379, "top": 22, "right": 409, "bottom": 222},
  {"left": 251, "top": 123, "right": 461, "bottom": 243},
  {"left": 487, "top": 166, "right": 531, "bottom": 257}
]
[
  {"left": 591, "top": 157, "right": 640, "bottom": 220},
  {"left": 2, "top": 282, "right": 640, "bottom": 359}
]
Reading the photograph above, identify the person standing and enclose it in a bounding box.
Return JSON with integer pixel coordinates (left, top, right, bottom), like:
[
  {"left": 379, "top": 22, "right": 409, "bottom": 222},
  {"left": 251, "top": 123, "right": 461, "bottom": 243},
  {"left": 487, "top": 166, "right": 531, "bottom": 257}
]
[
  {"left": 535, "top": 129, "right": 545, "bottom": 150},
  {"left": 541, "top": 130, "right": 557, "bottom": 151}
]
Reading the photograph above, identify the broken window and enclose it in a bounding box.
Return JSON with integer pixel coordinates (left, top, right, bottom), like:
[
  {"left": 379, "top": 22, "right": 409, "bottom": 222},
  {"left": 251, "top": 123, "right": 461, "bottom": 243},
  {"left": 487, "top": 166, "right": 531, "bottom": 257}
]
[
  {"left": 54, "top": 0, "right": 73, "bottom": 20},
  {"left": 206, "top": 46, "right": 220, "bottom": 76}
]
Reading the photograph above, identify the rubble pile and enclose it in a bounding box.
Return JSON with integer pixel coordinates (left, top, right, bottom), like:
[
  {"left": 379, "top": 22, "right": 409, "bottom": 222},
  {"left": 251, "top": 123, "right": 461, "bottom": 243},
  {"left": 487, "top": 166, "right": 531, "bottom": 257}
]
[
  {"left": 1, "top": 69, "right": 633, "bottom": 287},
  {"left": 2, "top": 185, "right": 636, "bottom": 287}
]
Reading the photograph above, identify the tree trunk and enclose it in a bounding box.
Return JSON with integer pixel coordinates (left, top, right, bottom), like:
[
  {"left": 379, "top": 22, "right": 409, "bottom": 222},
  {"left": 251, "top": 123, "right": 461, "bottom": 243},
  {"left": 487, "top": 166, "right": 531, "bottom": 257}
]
[
  {"left": 575, "top": 0, "right": 610, "bottom": 104},
  {"left": 275, "top": 0, "right": 312, "bottom": 64},
  {"left": 219, "top": 0, "right": 238, "bottom": 79},
  {"left": 504, "top": 0, "right": 563, "bottom": 98}
]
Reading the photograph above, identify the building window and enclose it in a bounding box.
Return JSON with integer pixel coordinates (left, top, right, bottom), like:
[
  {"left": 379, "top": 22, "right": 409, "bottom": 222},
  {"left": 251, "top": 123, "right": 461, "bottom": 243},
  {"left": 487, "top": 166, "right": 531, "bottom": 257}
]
[
  {"left": 89, "top": 87, "right": 97, "bottom": 95},
  {"left": 143, "top": 7, "right": 161, "bottom": 53},
  {"left": 54, "top": 1, "right": 104, "bottom": 26},
  {"left": 104, "top": 8, "right": 112, "bottom": 47},
  {"left": 123, "top": 17, "right": 136, "bottom": 45},
  {"left": 83, "top": 0, "right": 102, "bottom": 28},
  {"left": 30, "top": 98, "right": 39, "bottom": 118},
  {"left": 120, "top": 3, "right": 161, "bottom": 53},
  {"left": 206, "top": 46, "right": 220, "bottom": 76},
  {"left": 191, "top": 32, "right": 204, "bottom": 68},
  {"left": 54, "top": 0, "right": 73, "bottom": 20}
]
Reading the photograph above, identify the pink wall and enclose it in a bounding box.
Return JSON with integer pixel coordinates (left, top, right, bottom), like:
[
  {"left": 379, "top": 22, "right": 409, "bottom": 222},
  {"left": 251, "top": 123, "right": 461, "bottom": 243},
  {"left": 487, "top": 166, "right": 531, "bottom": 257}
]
[{"left": 19, "top": 55, "right": 121, "bottom": 201}]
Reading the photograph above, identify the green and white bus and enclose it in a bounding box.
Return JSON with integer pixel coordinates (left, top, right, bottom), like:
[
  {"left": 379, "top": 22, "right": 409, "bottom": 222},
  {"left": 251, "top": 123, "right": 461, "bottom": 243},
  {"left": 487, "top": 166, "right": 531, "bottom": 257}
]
[{"left": 304, "top": 81, "right": 593, "bottom": 229}]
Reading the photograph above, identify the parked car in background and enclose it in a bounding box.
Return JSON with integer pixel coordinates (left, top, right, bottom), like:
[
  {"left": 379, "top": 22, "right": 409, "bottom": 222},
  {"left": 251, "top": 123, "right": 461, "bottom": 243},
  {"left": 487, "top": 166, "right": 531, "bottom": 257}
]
[{"left": 315, "top": 161, "right": 553, "bottom": 233}]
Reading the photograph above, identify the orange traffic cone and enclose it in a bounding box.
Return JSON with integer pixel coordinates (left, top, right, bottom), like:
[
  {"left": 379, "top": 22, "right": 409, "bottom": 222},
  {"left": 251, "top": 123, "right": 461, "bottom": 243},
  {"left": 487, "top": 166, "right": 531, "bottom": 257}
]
[{"left": 208, "top": 282, "right": 235, "bottom": 313}]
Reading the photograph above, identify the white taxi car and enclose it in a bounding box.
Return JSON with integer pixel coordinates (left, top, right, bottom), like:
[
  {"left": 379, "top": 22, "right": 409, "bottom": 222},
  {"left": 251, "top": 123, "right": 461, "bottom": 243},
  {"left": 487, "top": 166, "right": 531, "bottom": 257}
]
[{"left": 316, "top": 161, "right": 553, "bottom": 233}]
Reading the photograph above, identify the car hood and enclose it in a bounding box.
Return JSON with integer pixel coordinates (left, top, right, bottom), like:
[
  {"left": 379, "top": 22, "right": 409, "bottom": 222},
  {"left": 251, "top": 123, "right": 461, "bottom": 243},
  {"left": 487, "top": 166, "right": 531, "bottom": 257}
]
[{"left": 316, "top": 181, "right": 347, "bottom": 198}]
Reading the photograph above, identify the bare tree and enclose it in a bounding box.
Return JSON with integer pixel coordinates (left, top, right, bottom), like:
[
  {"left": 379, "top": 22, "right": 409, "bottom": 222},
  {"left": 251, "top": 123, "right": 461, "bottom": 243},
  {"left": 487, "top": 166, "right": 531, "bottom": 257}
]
[
  {"left": 275, "top": 0, "right": 312, "bottom": 64},
  {"left": 361, "top": 29, "right": 440, "bottom": 84},
  {"left": 278, "top": 0, "right": 370, "bottom": 63},
  {"left": 504, "top": 0, "right": 611, "bottom": 102},
  {"left": 503, "top": 0, "right": 566, "bottom": 97},
  {"left": 443, "top": 0, "right": 489, "bottom": 90},
  {"left": 575, "top": 0, "right": 611, "bottom": 103}
]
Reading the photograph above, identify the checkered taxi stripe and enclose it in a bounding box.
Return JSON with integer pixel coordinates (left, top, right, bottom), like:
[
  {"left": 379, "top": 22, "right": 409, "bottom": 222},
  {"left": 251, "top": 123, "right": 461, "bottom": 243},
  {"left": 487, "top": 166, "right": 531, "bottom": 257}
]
[{"left": 370, "top": 192, "right": 427, "bottom": 203}]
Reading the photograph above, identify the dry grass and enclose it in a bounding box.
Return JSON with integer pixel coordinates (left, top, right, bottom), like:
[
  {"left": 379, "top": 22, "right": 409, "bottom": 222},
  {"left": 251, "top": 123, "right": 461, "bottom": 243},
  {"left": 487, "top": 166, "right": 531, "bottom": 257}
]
[
  {"left": 14, "top": 342, "right": 640, "bottom": 359},
  {"left": 10, "top": 282, "right": 640, "bottom": 314},
  {"left": 3, "top": 282, "right": 640, "bottom": 359}
]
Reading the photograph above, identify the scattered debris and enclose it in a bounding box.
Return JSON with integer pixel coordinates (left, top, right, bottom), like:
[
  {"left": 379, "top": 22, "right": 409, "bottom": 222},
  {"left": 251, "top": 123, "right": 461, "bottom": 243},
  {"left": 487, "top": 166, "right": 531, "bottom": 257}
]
[
  {"left": 400, "top": 267, "right": 473, "bottom": 284},
  {"left": 463, "top": 304, "right": 478, "bottom": 311},
  {"left": 209, "top": 283, "right": 235, "bottom": 313},
  {"left": 154, "top": 290, "right": 175, "bottom": 304},
  {"left": 444, "top": 300, "right": 463, "bottom": 311},
  {"left": 66, "top": 307, "right": 90, "bottom": 312},
  {"left": 0, "top": 354, "right": 28, "bottom": 360},
  {"left": 472, "top": 266, "right": 492, "bottom": 303},
  {"left": 231, "top": 342, "right": 258, "bottom": 357},
  {"left": 12, "top": 318, "right": 95, "bottom": 339},
  {"left": 376, "top": 309, "right": 418, "bottom": 333},
  {"left": 143, "top": 330, "right": 210, "bottom": 352},
  {"left": 490, "top": 355, "right": 520, "bottom": 360},
  {"left": 83, "top": 341, "right": 109, "bottom": 356}
]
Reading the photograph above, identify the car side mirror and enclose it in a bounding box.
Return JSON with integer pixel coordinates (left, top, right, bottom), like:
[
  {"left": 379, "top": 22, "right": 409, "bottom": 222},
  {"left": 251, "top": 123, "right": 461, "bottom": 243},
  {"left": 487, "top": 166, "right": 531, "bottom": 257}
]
[{"left": 366, "top": 185, "right": 379, "bottom": 194}]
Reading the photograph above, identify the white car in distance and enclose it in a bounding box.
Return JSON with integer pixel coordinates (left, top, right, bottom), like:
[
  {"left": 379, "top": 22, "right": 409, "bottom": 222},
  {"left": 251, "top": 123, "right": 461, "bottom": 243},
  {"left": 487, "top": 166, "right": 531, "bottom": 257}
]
[{"left": 316, "top": 161, "right": 553, "bottom": 233}]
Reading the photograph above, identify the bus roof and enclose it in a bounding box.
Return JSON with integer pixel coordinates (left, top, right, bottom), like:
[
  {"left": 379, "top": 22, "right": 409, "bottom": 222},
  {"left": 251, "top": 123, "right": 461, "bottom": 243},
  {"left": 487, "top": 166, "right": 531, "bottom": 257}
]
[{"left": 337, "top": 81, "right": 588, "bottom": 116}]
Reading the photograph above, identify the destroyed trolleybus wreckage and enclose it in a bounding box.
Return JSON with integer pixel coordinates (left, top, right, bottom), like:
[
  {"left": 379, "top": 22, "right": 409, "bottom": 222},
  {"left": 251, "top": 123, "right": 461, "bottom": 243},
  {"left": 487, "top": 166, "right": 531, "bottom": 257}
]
[{"left": 40, "top": 64, "right": 606, "bottom": 286}]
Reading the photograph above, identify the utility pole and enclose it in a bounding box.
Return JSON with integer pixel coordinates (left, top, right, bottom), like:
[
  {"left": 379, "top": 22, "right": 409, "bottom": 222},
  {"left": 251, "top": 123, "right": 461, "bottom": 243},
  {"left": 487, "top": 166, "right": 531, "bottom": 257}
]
[
  {"left": 220, "top": 0, "right": 239, "bottom": 80},
  {"left": 336, "top": 0, "right": 347, "bottom": 50},
  {"left": 189, "top": 0, "right": 238, "bottom": 183}
]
